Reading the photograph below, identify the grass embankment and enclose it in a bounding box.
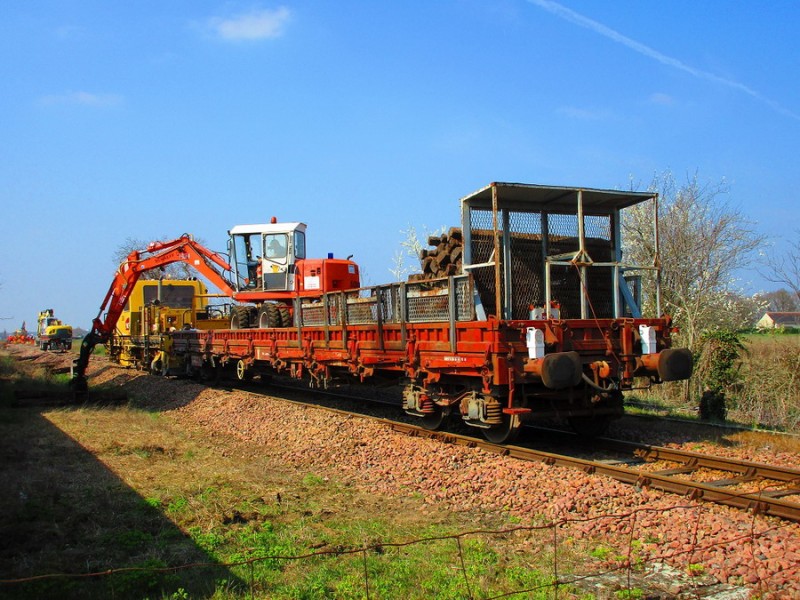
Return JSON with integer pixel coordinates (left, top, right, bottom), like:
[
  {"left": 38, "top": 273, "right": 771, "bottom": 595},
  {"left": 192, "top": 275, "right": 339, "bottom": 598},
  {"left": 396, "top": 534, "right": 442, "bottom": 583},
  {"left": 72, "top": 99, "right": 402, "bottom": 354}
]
[
  {"left": 735, "top": 334, "right": 800, "bottom": 431},
  {"left": 0, "top": 353, "right": 579, "bottom": 600},
  {"left": 627, "top": 333, "right": 800, "bottom": 433}
]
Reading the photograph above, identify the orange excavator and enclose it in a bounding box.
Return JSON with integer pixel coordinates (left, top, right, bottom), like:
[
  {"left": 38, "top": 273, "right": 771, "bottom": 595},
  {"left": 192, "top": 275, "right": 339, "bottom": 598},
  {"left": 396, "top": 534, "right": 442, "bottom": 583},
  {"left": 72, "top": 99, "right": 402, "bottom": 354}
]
[
  {"left": 71, "top": 222, "right": 360, "bottom": 392},
  {"left": 71, "top": 235, "right": 235, "bottom": 392}
]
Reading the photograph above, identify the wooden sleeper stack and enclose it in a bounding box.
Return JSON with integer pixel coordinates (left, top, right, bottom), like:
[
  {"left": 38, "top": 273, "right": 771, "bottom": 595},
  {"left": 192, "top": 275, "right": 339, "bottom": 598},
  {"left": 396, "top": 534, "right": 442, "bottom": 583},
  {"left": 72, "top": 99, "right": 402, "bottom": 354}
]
[{"left": 409, "top": 228, "right": 463, "bottom": 281}]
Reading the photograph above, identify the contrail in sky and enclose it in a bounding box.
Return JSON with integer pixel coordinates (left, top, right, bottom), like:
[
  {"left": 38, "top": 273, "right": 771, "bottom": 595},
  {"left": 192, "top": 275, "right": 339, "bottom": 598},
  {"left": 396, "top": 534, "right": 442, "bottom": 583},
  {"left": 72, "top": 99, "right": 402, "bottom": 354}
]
[{"left": 528, "top": 0, "right": 800, "bottom": 122}]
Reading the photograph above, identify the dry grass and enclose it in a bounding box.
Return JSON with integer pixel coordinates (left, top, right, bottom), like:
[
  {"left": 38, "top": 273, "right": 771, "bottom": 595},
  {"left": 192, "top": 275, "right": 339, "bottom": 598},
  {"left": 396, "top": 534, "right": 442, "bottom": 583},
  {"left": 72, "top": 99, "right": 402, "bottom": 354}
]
[
  {"left": 735, "top": 335, "right": 800, "bottom": 431},
  {"left": 627, "top": 335, "right": 800, "bottom": 433},
  {"left": 0, "top": 352, "right": 576, "bottom": 599}
]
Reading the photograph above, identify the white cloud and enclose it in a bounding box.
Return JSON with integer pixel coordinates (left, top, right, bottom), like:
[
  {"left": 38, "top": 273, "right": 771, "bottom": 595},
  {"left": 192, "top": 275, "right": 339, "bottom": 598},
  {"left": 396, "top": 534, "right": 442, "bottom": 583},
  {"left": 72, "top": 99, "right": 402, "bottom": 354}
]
[
  {"left": 527, "top": 0, "right": 800, "bottom": 122},
  {"left": 207, "top": 6, "right": 291, "bottom": 41},
  {"left": 39, "top": 91, "right": 123, "bottom": 108},
  {"left": 649, "top": 93, "right": 674, "bottom": 106}
]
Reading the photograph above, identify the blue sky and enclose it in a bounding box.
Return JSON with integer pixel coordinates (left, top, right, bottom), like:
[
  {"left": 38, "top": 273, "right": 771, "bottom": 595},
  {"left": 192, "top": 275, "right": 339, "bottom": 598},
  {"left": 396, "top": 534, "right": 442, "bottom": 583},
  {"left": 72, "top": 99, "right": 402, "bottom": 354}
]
[{"left": 1, "top": 1, "right": 798, "bottom": 330}]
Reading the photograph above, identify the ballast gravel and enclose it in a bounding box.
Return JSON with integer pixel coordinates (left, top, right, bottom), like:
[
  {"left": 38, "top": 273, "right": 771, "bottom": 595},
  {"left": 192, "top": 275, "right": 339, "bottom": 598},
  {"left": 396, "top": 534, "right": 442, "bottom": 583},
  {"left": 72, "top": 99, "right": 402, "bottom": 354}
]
[{"left": 14, "top": 346, "right": 798, "bottom": 599}]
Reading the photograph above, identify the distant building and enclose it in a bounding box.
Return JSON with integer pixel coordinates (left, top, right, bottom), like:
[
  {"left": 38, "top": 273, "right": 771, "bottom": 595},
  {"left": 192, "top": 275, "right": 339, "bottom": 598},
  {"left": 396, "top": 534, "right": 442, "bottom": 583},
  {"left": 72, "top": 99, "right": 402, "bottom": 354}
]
[{"left": 756, "top": 312, "right": 800, "bottom": 330}]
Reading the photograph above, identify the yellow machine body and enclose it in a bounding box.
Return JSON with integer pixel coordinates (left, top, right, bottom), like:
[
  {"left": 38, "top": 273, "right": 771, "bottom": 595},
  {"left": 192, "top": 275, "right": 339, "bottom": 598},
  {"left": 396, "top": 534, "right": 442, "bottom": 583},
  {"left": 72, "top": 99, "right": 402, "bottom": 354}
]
[{"left": 111, "top": 279, "right": 230, "bottom": 368}]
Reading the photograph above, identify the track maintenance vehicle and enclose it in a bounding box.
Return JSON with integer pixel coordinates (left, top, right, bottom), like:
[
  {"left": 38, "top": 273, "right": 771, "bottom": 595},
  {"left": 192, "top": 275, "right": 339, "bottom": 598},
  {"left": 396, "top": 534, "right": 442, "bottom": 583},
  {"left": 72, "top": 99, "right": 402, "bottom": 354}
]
[
  {"left": 110, "top": 278, "right": 232, "bottom": 373},
  {"left": 72, "top": 183, "right": 692, "bottom": 443},
  {"left": 6, "top": 322, "right": 35, "bottom": 345},
  {"left": 37, "top": 309, "right": 73, "bottom": 351},
  {"left": 71, "top": 222, "right": 359, "bottom": 391}
]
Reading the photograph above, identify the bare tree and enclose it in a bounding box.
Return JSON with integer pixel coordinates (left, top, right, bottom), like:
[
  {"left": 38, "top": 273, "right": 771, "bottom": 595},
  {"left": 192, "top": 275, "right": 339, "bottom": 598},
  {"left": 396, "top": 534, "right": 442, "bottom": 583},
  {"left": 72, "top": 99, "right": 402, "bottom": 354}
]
[
  {"left": 113, "top": 236, "right": 210, "bottom": 280},
  {"left": 760, "top": 288, "right": 800, "bottom": 312},
  {"left": 623, "top": 171, "right": 766, "bottom": 348},
  {"left": 762, "top": 230, "right": 800, "bottom": 304},
  {"left": 388, "top": 224, "right": 445, "bottom": 281}
]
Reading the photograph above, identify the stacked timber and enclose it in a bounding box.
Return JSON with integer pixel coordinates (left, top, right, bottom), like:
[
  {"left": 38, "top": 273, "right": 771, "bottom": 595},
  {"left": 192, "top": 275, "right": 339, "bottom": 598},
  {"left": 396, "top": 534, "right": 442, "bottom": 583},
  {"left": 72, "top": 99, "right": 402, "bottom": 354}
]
[{"left": 408, "top": 228, "right": 463, "bottom": 282}]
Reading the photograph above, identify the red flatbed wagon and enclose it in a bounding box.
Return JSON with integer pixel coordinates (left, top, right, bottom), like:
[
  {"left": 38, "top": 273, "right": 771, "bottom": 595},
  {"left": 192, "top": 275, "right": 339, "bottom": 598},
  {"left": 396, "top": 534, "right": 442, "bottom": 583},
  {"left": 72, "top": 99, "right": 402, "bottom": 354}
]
[{"left": 165, "top": 183, "right": 692, "bottom": 442}]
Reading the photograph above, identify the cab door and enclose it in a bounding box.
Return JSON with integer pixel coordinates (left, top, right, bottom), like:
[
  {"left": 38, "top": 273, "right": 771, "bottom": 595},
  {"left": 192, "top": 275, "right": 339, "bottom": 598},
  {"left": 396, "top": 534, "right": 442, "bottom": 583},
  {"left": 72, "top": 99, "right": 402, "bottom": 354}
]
[{"left": 261, "top": 233, "right": 290, "bottom": 290}]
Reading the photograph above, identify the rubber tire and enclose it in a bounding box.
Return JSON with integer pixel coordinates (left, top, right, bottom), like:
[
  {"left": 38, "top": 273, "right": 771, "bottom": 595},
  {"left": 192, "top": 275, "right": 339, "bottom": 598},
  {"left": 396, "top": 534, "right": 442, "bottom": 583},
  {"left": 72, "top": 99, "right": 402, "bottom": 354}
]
[
  {"left": 231, "top": 305, "right": 251, "bottom": 329},
  {"left": 258, "top": 304, "right": 281, "bottom": 328}
]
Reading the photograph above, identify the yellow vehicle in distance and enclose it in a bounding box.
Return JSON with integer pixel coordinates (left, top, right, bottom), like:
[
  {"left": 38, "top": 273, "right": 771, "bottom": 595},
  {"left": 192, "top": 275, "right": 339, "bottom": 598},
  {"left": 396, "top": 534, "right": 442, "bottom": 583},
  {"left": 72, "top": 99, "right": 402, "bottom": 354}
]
[
  {"left": 37, "top": 309, "right": 73, "bottom": 351},
  {"left": 110, "top": 279, "right": 231, "bottom": 372}
]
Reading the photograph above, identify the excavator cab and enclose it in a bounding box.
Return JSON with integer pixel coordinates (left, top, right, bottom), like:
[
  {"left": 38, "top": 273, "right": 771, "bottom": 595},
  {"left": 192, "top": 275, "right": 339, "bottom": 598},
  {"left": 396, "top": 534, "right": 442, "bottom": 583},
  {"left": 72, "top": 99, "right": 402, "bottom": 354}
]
[{"left": 229, "top": 221, "right": 307, "bottom": 293}]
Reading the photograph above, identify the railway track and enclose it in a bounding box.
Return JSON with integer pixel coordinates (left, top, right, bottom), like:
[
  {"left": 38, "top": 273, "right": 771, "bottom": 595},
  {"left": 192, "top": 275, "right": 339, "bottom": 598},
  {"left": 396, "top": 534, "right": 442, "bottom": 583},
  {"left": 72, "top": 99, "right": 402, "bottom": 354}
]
[
  {"left": 11, "top": 347, "right": 799, "bottom": 522},
  {"left": 257, "top": 381, "right": 800, "bottom": 523},
  {"left": 405, "top": 425, "right": 800, "bottom": 523}
]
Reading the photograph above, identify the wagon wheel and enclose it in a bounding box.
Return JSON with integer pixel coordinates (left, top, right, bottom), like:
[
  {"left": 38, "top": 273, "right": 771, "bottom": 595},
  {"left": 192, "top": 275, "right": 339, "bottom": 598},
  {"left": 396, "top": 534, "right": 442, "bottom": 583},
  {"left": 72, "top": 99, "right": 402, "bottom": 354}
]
[
  {"left": 236, "top": 359, "right": 252, "bottom": 381},
  {"left": 483, "top": 414, "right": 521, "bottom": 444},
  {"left": 420, "top": 406, "right": 448, "bottom": 431}
]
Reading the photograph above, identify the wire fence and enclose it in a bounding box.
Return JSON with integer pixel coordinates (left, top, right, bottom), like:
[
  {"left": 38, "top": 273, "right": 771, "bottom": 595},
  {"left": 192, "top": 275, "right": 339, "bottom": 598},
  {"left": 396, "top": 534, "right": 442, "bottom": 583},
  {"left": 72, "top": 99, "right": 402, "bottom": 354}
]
[{"left": 2, "top": 503, "right": 798, "bottom": 599}]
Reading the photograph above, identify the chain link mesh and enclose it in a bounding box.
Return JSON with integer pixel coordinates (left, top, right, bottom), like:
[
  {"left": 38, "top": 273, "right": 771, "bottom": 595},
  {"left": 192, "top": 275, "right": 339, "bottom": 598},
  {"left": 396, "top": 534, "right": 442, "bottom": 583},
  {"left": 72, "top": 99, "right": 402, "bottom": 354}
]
[
  {"left": 299, "top": 277, "right": 474, "bottom": 326},
  {"left": 467, "top": 208, "right": 616, "bottom": 319}
]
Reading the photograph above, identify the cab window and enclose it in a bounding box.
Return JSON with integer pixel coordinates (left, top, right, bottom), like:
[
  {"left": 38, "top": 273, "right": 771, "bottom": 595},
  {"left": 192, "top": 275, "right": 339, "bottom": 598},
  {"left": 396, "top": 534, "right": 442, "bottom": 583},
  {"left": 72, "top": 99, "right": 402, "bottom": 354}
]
[
  {"left": 294, "top": 231, "right": 306, "bottom": 260},
  {"left": 264, "top": 233, "right": 288, "bottom": 262},
  {"left": 232, "top": 233, "right": 260, "bottom": 288}
]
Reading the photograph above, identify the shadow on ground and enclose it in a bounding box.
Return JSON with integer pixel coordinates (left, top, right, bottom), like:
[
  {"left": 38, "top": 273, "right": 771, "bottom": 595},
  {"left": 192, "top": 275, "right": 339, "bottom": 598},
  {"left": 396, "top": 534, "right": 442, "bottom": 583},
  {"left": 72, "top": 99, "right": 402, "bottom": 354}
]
[{"left": 0, "top": 404, "right": 243, "bottom": 599}]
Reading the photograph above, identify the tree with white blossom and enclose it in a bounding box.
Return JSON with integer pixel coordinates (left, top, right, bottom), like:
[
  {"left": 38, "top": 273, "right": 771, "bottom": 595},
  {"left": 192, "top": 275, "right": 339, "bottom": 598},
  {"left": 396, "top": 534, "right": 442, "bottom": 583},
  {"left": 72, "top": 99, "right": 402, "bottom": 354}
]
[{"left": 623, "top": 171, "right": 766, "bottom": 348}]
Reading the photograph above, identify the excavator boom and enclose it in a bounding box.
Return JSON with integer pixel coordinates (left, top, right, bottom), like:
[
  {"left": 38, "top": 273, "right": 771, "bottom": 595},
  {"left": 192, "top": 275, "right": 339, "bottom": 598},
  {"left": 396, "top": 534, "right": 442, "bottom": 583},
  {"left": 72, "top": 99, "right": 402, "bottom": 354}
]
[{"left": 71, "top": 235, "right": 234, "bottom": 392}]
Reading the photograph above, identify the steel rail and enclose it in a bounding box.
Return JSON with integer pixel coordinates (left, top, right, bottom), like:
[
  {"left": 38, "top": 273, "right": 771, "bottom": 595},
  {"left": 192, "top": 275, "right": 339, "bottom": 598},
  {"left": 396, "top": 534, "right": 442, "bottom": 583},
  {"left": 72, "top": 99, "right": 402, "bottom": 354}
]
[
  {"left": 183, "top": 379, "right": 800, "bottom": 522},
  {"left": 593, "top": 436, "right": 800, "bottom": 484},
  {"left": 525, "top": 426, "right": 800, "bottom": 484},
  {"left": 389, "top": 424, "right": 800, "bottom": 523}
]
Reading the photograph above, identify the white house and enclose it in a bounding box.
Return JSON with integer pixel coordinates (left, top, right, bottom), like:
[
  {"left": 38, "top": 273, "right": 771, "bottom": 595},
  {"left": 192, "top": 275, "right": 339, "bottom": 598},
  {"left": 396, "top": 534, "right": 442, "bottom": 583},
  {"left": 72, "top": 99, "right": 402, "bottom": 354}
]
[{"left": 756, "top": 312, "right": 800, "bottom": 330}]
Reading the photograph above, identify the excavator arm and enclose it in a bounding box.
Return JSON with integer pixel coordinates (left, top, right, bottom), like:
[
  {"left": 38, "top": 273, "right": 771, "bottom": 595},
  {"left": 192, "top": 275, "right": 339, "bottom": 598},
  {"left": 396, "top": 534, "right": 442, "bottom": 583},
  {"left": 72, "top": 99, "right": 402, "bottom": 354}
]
[{"left": 71, "top": 235, "right": 235, "bottom": 392}]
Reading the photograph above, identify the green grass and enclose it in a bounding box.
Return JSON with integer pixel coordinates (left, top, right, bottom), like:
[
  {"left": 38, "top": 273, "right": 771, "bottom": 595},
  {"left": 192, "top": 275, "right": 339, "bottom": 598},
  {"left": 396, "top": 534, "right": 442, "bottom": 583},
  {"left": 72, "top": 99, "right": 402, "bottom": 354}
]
[{"left": 0, "top": 351, "right": 601, "bottom": 599}]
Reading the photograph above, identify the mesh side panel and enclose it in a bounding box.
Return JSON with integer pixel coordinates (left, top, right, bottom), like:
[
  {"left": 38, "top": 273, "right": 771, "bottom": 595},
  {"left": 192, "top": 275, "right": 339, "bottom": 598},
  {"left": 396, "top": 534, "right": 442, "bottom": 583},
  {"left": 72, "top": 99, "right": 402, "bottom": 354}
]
[
  {"left": 385, "top": 286, "right": 401, "bottom": 323},
  {"left": 407, "top": 296, "right": 448, "bottom": 322},
  {"left": 300, "top": 303, "right": 325, "bottom": 326},
  {"left": 375, "top": 286, "right": 401, "bottom": 323},
  {"left": 327, "top": 295, "right": 344, "bottom": 326},
  {"left": 301, "top": 280, "right": 472, "bottom": 326},
  {"left": 508, "top": 211, "right": 544, "bottom": 320},
  {"left": 469, "top": 209, "right": 497, "bottom": 318},
  {"left": 346, "top": 292, "right": 378, "bottom": 325},
  {"left": 405, "top": 277, "right": 473, "bottom": 322},
  {"left": 406, "top": 279, "right": 450, "bottom": 322},
  {"left": 455, "top": 277, "right": 473, "bottom": 321},
  {"left": 467, "top": 208, "right": 616, "bottom": 320},
  {"left": 549, "top": 264, "right": 616, "bottom": 318},
  {"left": 584, "top": 214, "right": 611, "bottom": 240},
  {"left": 547, "top": 242, "right": 615, "bottom": 318},
  {"left": 548, "top": 213, "right": 579, "bottom": 240},
  {"left": 346, "top": 299, "right": 377, "bottom": 324}
]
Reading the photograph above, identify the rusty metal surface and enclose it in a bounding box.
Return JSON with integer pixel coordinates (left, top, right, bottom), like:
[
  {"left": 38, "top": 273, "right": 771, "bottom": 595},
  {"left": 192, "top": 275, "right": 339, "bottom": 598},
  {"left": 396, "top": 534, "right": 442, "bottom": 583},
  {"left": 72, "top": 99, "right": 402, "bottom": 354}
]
[{"left": 593, "top": 436, "right": 800, "bottom": 483}]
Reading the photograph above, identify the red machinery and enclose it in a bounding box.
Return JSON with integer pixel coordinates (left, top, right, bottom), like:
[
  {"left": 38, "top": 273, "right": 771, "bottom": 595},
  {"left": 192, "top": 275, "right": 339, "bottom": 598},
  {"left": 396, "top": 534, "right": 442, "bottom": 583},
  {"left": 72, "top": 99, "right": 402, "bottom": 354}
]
[
  {"left": 74, "top": 183, "right": 693, "bottom": 442},
  {"left": 71, "top": 228, "right": 360, "bottom": 391}
]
